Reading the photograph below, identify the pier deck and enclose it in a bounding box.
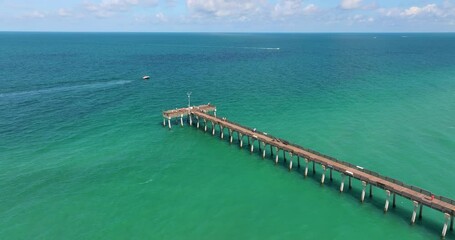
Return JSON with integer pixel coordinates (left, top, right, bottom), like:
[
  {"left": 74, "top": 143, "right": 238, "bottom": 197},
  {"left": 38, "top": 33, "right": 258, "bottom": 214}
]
[{"left": 163, "top": 104, "right": 454, "bottom": 237}]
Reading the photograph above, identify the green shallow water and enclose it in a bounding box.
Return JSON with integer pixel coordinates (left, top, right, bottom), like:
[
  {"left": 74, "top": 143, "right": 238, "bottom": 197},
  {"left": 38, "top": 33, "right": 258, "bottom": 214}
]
[{"left": 0, "top": 33, "right": 454, "bottom": 239}]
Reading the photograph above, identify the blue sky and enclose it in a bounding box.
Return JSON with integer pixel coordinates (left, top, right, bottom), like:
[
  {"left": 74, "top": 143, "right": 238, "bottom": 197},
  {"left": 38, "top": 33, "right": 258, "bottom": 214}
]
[{"left": 1, "top": 0, "right": 454, "bottom": 32}]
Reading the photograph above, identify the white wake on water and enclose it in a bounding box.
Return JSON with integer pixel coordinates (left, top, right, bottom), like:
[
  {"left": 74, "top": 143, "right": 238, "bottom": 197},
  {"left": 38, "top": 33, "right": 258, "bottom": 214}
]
[
  {"left": 0, "top": 80, "right": 132, "bottom": 98},
  {"left": 240, "top": 47, "right": 280, "bottom": 50}
]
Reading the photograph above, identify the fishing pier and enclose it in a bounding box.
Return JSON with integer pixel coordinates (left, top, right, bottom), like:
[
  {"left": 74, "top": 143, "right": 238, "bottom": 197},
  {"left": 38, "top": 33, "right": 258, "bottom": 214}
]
[{"left": 163, "top": 104, "right": 454, "bottom": 238}]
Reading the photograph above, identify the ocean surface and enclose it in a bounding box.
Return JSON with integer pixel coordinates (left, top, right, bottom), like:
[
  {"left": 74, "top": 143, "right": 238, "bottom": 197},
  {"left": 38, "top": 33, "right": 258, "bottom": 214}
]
[{"left": 0, "top": 32, "right": 454, "bottom": 239}]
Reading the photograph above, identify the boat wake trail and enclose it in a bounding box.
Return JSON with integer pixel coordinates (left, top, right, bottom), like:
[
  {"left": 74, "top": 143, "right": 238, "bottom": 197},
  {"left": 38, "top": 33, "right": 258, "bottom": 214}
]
[
  {"left": 240, "top": 47, "right": 280, "bottom": 50},
  {"left": 0, "top": 80, "right": 132, "bottom": 98}
]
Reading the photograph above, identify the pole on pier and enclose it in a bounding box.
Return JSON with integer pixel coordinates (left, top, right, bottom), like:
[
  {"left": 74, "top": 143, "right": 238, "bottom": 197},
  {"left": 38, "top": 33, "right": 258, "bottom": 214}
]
[
  {"left": 212, "top": 122, "right": 215, "bottom": 136},
  {"left": 384, "top": 190, "right": 391, "bottom": 213},
  {"left": 411, "top": 201, "right": 419, "bottom": 224},
  {"left": 313, "top": 161, "right": 316, "bottom": 175},
  {"left": 349, "top": 176, "right": 352, "bottom": 189},
  {"left": 239, "top": 134, "right": 243, "bottom": 148},
  {"left": 180, "top": 114, "right": 184, "bottom": 127},
  {"left": 330, "top": 168, "right": 333, "bottom": 182},
  {"left": 168, "top": 117, "right": 172, "bottom": 129},
  {"left": 163, "top": 118, "right": 166, "bottom": 127},
  {"left": 340, "top": 173, "right": 345, "bottom": 192},
  {"left": 393, "top": 193, "right": 396, "bottom": 208},
  {"left": 275, "top": 149, "right": 279, "bottom": 164},
  {"left": 196, "top": 116, "right": 199, "bottom": 128},
  {"left": 442, "top": 213, "right": 451, "bottom": 238},
  {"left": 204, "top": 119, "right": 207, "bottom": 132},
  {"left": 214, "top": 109, "right": 217, "bottom": 117},
  {"left": 361, "top": 181, "right": 367, "bottom": 203},
  {"left": 369, "top": 184, "right": 373, "bottom": 198},
  {"left": 304, "top": 159, "right": 309, "bottom": 177},
  {"left": 229, "top": 129, "right": 233, "bottom": 143},
  {"left": 220, "top": 125, "right": 224, "bottom": 139},
  {"left": 419, "top": 204, "right": 423, "bottom": 219},
  {"left": 321, "top": 165, "right": 326, "bottom": 184},
  {"left": 288, "top": 152, "right": 293, "bottom": 171}
]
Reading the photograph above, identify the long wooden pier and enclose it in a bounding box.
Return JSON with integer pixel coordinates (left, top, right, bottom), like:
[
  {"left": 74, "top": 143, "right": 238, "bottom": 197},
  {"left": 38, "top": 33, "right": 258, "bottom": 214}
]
[{"left": 163, "top": 104, "right": 454, "bottom": 237}]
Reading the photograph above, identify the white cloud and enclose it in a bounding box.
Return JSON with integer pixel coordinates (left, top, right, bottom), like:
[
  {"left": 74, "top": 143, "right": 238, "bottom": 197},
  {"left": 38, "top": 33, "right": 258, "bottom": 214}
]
[
  {"left": 272, "top": 0, "right": 318, "bottom": 18},
  {"left": 186, "top": 0, "right": 266, "bottom": 20},
  {"left": 57, "top": 8, "right": 72, "bottom": 17},
  {"left": 349, "top": 14, "right": 374, "bottom": 23},
  {"left": 155, "top": 12, "right": 168, "bottom": 22},
  {"left": 400, "top": 4, "right": 442, "bottom": 17},
  {"left": 22, "top": 10, "right": 46, "bottom": 19},
  {"left": 84, "top": 0, "right": 158, "bottom": 17},
  {"left": 340, "top": 0, "right": 362, "bottom": 10}
]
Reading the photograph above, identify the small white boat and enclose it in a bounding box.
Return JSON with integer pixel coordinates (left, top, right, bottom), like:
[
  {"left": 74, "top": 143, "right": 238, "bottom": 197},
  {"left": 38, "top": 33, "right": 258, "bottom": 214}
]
[{"left": 142, "top": 75, "right": 150, "bottom": 80}]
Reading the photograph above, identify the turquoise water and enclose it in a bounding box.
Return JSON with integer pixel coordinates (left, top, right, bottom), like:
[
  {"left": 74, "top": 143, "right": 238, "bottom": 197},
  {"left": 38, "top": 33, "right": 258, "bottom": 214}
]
[{"left": 0, "top": 33, "right": 454, "bottom": 239}]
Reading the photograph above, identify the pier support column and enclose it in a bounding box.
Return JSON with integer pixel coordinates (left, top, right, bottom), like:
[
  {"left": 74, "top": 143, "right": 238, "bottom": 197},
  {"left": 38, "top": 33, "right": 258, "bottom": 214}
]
[
  {"left": 393, "top": 193, "right": 396, "bottom": 208},
  {"left": 313, "top": 161, "right": 316, "bottom": 175},
  {"left": 330, "top": 168, "right": 333, "bottom": 182},
  {"left": 288, "top": 152, "right": 293, "bottom": 171},
  {"left": 411, "top": 201, "right": 419, "bottom": 224},
  {"left": 250, "top": 139, "right": 254, "bottom": 153},
  {"left": 163, "top": 118, "right": 165, "bottom": 126},
  {"left": 262, "top": 143, "right": 266, "bottom": 159},
  {"left": 419, "top": 204, "right": 423, "bottom": 219},
  {"left": 349, "top": 176, "right": 352, "bottom": 190},
  {"left": 340, "top": 173, "right": 345, "bottom": 192},
  {"left": 451, "top": 214, "right": 454, "bottom": 231},
  {"left": 442, "top": 213, "right": 451, "bottom": 238},
  {"left": 297, "top": 156, "right": 300, "bottom": 168},
  {"left": 370, "top": 184, "right": 373, "bottom": 198},
  {"left": 304, "top": 159, "right": 309, "bottom": 177},
  {"left": 180, "top": 114, "right": 184, "bottom": 126},
  {"left": 361, "top": 181, "right": 367, "bottom": 203},
  {"left": 168, "top": 117, "right": 172, "bottom": 129},
  {"left": 204, "top": 119, "right": 207, "bottom": 132},
  {"left": 275, "top": 148, "right": 279, "bottom": 164},
  {"left": 212, "top": 122, "right": 215, "bottom": 136},
  {"left": 214, "top": 109, "right": 217, "bottom": 117},
  {"left": 321, "top": 165, "right": 326, "bottom": 184},
  {"left": 189, "top": 114, "right": 192, "bottom": 126},
  {"left": 196, "top": 116, "right": 199, "bottom": 128},
  {"left": 220, "top": 126, "right": 224, "bottom": 139},
  {"left": 239, "top": 134, "right": 243, "bottom": 148},
  {"left": 384, "top": 190, "right": 391, "bottom": 213},
  {"left": 229, "top": 130, "right": 233, "bottom": 143},
  {"left": 283, "top": 151, "right": 286, "bottom": 163},
  {"left": 270, "top": 145, "right": 273, "bottom": 157}
]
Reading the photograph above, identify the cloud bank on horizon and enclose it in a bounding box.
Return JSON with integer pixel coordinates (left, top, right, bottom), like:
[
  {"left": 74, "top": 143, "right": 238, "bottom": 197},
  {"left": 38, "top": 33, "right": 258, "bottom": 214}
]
[{"left": 1, "top": 0, "right": 455, "bottom": 32}]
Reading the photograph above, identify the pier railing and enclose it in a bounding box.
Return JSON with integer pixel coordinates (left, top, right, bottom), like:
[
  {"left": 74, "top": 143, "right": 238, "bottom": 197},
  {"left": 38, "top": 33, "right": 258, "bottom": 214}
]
[{"left": 220, "top": 118, "right": 455, "bottom": 207}]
